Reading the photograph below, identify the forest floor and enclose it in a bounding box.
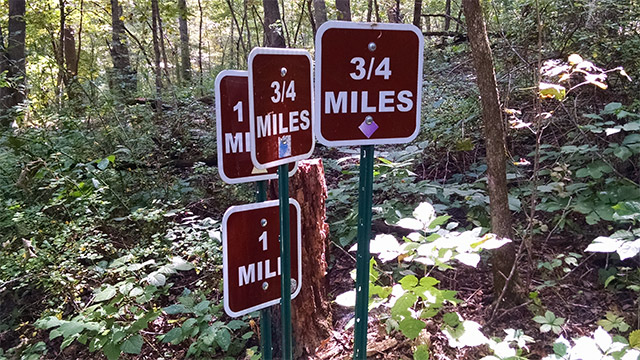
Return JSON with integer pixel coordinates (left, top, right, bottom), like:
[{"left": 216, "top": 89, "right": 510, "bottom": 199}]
[{"left": 310, "top": 229, "right": 636, "bottom": 359}]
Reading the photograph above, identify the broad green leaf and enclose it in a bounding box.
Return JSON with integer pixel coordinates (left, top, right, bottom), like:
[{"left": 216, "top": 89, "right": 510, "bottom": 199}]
[
  {"left": 400, "top": 275, "right": 419, "bottom": 290},
  {"left": 94, "top": 285, "right": 117, "bottom": 302},
  {"left": 623, "top": 121, "right": 640, "bottom": 131},
  {"left": 102, "top": 342, "right": 121, "bottom": 360},
  {"left": 181, "top": 318, "right": 197, "bottom": 333},
  {"left": 193, "top": 300, "right": 211, "bottom": 314},
  {"left": 398, "top": 318, "right": 426, "bottom": 339},
  {"left": 443, "top": 312, "right": 461, "bottom": 327},
  {"left": 227, "top": 320, "right": 246, "bottom": 330},
  {"left": 121, "top": 334, "right": 143, "bottom": 354},
  {"left": 533, "top": 315, "right": 548, "bottom": 324},
  {"left": 539, "top": 83, "right": 566, "bottom": 101},
  {"left": 215, "top": 328, "right": 232, "bottom": 351},
  {"left": 419, "top": 277, "right": 439, "bottom": 287},
  {"left": 614, "top": 146, "right": 633, "bottom": 161},
  {"left": 603, "top": 102, "right": 622, "bottom": 115},
  {"left": 35, "top": 316, "right": 64, "bottom": 329},
  {"left": 170, "top": 257, "right": 194, "bottom": 271},
  {"left": 413, "top": 344, "right": 430, "bottom": 360},
  {"left": 160, "top": 328, "right": 183, "bottom": 344},
  {"left": 97, "top": 158, "right": 110, "bottom": 170},
  {"left": 164, "top": 304, "right": 187, "bottom": 315},
  {"left": 629, "top": 329, "right": 640, "bottom": 348},
  {"left": 145, "top": 272, "right": 166, "bottom": 286},
  {"left": 553, "top": 341, "right": 568, "bottom": 356}
]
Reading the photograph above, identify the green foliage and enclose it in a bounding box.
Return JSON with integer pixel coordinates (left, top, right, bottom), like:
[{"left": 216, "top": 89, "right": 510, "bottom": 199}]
[
  {"left": 533, "top": 311, "right": 565, "bottom": 335},
  {"left": 159, "top": 289, "right": 252, "bottom": 358},
  {"left": 597, "top": 312, "right": 630, "bottom": 333}
]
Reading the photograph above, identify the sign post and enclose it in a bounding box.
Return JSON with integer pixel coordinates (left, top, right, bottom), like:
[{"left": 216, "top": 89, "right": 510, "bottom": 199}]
[
  {"left": 249, "top": 47, "right": 314, "bottom": 360},
  {"left": 314, "top": 21, "right": 423, "bottom": 359},
  {"left": 215, "top": 70, "right": 299, "bottom": 359}
]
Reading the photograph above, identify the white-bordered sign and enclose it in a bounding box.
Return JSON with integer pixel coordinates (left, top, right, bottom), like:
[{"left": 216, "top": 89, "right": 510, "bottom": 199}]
[
  {"left": 248, "top": 47, "right": 315, "bottom": 169},
  {"left": 215, "top": 70, "right": 297, "bottom": 184},
  {"left": 222, "top": 199, "right": 302, "bottom": 317},
  {"left": 314, "top": 21, "right": 424, "bottom": 146}
]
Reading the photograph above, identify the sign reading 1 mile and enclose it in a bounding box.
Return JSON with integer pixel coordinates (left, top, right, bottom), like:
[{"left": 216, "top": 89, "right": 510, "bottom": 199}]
[
  {"left": 222, "top": 200, "right": 302, "bottom": 317},
  {"left": 315, "top": 21, "right": 423, "bottom": 360},
  {"left": 215, "top": 70, "right": 296, "bottom": 184}
]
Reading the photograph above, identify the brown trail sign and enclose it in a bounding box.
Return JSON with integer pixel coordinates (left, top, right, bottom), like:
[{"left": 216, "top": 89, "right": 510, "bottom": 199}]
[
  {"left": 222, "top": 199, "right": 302, "bottom": 317},
  {"left": 314, "top": 21, "right": 424, "bottom": 146},
  {"left": 248, "top": 48, "right": 314, "bottom": 169},
  {"left": 215, "top": 70, "right": 295, "bottom": 184}
]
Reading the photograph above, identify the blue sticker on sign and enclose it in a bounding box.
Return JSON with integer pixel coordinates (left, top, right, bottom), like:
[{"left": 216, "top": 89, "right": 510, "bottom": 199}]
[{"left": 279, "top": 135, "right": 291, "bottom": 158}]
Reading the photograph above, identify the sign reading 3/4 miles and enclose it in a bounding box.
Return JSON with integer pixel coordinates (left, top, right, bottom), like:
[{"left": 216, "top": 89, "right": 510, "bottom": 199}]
[
  {"left": 248, "top": 48, "right": 314, "bottom": 169},
  {"left": 314, "top": 21, "right": 424, "bottom": 146}
]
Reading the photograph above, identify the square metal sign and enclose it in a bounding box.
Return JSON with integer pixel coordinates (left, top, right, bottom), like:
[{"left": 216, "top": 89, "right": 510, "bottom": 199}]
[
  {"left": 314, "top": 21, "right": 424, "bottom": 146},
  {"left": 248, "top": 48, "right": 314, "bottom": 169},
  {"left": 222, "top": 199, "right": 302, "bottom": 317},
  {"left": 215, "top": 70, "right": 296, "bottom": 184}
]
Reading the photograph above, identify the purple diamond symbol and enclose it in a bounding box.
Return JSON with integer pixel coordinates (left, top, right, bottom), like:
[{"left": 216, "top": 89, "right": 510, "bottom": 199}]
[{"left": 359, "top": 119, "right": 379, "bottom": 138}]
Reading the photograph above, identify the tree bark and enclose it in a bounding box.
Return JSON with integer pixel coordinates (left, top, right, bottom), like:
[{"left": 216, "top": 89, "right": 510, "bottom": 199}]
[
  {"left": 462, "top": 0, "right": 520, "bottom": 304},
  {"left": 178, "top": 0, "right": 191, "bottom": 83},
  {"left": 109, "top": 0, "right": 136, "bottom": 97},
  {"left": 444, "top": 0, "right": 452, "bottom": 31},
  {"left": 289, "top": 160, "right": 332, "bottom": 358},
  {"left": 314, "top": 0, "right": 328, "bottom": 29},
  {"left": 1, "top": 0, "right": 26, "bottom": 122},
  {"left": 151, "top": 0, "right": 163, "bottom": 108},
  {"left": 412, "top": 0, "right": 422, "bottom": 28},
  {"left": 262, "top": 0, "right": 286, "bottom": 47},
  {"left": 198, "top": 0, "right": 203, "bottom": 92},
  {"left": 336, "top": 0, "right": 351, "bottom": 21},
  {"left": 387, "top": 0, "right": 401, "bottom": 23}
]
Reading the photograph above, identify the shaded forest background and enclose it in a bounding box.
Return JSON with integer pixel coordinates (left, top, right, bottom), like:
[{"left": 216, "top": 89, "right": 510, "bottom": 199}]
[{"left": 1, "top": 0, "right": 640, "bottom": 359}]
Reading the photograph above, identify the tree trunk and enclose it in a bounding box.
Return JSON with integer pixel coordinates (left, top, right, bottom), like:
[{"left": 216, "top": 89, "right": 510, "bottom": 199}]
[
  {"left": 314, "top": 0, "right": 328, "bottom": 29},
  {"left": 289, "top": 160, "right": 332, "bottom": 358},
  {"left": 412, "top": 0, "right": 422, "bottom": 28},
  {"left": 1, "top": 0, "right": 26, "bottom": 122},
  {"left": 178, "top": 0, "right": 191, "bottom": 83},
  {"left": 462, "top": 0, "right": 520, "bottom": 305},
  {"left": 444, "top": 0, "right": 452, "bottom": 31},
  {"left": 198, "top": 0, "right": 203, "bottom": 93},
  {"left": 151, "top": 0, "right": 163, "bottom": 109},
  {"left": 262, "top": 0, "right": 286, "bottom": 47},
  {"left": 336, "top": 0, "right": 351, "bottom": 21},
  {"left": 387, "top": 0, "right": 401, "bottom": 22},
  {"left": 109, "top": 0, "right": 136, "bottom": 97}
]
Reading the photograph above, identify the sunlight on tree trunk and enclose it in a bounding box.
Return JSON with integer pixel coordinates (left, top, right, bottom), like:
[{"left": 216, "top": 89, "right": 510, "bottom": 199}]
[
  {"left": 462, "top": 0, "right": 521, "bottom": 305},
  {"left": 109, "top": 0, "right": 136, "bottom": 99},
  {"left": 336, "top": 0, "right": 351, "bottom": 21},
  {"left": 178, "top": 0, "right": 191, "bottom": 83},
  {"left": 412, "top": 0, "right": 423, "bottom": 28},
  {"left": 1, "top": 0, "right": 26, "bottom": 125},
  {"left": 263, "top": 0, "right": 286, "bottom": 47}
]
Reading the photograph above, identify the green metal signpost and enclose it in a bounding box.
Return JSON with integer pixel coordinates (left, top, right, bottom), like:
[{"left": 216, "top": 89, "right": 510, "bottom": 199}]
[
  {"left": 249, "top": 47, "right": 314, "bottom": 359},
  {"left": 353, "top": 145, "right": 375, "bottom": 359},
  {"left": 256, "top": 181, "right": 272, "bottom": 360},
  {"left": 314, "top": 21, "right": 423, "bottom": 359}
]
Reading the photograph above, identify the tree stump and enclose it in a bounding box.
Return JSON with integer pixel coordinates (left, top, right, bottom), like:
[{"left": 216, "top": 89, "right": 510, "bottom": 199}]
[{"left": 268, "top": 159, "right": 332, "bottom": 358}]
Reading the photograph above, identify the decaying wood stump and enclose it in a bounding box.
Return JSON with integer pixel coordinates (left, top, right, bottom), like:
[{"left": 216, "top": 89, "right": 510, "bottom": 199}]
[{"left": 268, "top": 159, "right": 332, "bottom": 358}]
